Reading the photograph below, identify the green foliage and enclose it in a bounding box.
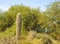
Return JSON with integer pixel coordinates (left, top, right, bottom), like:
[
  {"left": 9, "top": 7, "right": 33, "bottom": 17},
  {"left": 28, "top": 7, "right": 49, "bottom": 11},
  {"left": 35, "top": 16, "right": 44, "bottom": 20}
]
[
  {"left": 1, "top": 5, "right": 42, "bottom": 32},
  {"left": 0, "top": 12, "right": 14, "bottom": 32},
  {"left": 23, "top": 13, "right": 41, "bottom": 32},
  {"left": 44, "top": 1, "right": 60, "bottom": 40},
  {"left": 0, "top": 12, "right": 7, "bottom": 31},
  {"left": 0, "top": 23, "right": 16, "bottom": 38},
  {"left": 44, "top": 1, "right": 60, "bottom": 34}
]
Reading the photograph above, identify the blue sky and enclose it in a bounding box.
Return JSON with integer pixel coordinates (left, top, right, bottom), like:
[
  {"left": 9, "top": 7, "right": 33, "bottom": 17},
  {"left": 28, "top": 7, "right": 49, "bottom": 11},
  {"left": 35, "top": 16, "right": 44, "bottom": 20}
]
[{"left": 0, "top": 0, "right": 56, "bottom": 11}]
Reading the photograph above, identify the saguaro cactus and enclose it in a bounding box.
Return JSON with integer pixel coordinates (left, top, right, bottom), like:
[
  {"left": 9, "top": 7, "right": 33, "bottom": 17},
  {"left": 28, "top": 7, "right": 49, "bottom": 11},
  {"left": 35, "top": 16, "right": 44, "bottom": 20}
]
[{"left": 16, "top": 13, "right": 22, "bottom": 40}]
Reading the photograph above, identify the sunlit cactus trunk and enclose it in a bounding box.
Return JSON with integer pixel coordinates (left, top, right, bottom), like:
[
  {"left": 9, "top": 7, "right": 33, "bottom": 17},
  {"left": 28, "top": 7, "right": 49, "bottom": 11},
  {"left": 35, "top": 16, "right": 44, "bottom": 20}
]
[{"left": 16, "top": 13, "right": 22, "bottom": 40}]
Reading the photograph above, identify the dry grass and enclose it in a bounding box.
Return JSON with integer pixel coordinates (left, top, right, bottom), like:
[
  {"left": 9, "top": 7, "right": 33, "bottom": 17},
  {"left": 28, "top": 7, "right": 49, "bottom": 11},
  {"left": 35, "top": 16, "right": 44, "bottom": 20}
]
[
  {"left": 0, "top": 36, "right": 16, "bottom": 44},
  {"left": 21, "top": 31, "right": 60, "bottom": 44},
  {"left": 0, "top": 31, "right": 60, "bottom": 44}
]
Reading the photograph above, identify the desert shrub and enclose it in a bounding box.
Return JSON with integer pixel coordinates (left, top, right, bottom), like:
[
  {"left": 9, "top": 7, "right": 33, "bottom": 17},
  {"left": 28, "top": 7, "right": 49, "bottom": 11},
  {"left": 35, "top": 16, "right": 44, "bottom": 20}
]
[
  {"left": 23, "top": 13, "right": 41, "bottom": 32},
  {"left": 0, "top": 12, "right": 14, "bottom": 32},
  {"left": 50, "top": 32, "right": 60, "bottom": 40},
  {"left": 41, "top": 37, "right": 52, "bottom": 44}
]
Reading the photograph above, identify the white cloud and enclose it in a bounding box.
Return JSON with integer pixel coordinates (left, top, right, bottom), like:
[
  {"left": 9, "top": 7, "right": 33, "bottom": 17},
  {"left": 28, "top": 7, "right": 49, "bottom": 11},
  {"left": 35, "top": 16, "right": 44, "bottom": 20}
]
[{"left": 0, "top": 5, "right": 10, "bottom": 11}]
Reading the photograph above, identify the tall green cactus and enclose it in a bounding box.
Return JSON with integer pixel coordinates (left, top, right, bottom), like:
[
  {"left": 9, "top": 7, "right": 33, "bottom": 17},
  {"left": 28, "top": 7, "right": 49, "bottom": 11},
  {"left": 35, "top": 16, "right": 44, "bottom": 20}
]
[{"left": 16, "top": 13, "right": 22, "bottom": 40}]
